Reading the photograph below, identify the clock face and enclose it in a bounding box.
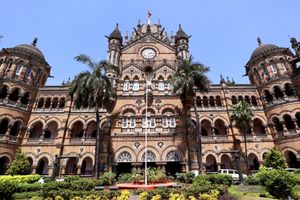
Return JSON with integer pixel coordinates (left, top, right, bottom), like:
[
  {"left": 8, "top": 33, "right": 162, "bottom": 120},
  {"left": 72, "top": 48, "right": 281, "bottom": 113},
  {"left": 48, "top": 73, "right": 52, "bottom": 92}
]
[{"left": 141, "top": 48, "right": 156, "bottom": 60}]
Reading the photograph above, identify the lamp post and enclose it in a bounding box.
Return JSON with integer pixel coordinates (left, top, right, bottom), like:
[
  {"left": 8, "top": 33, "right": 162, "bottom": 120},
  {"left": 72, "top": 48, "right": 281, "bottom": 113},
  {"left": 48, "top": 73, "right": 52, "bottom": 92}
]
[{"left": 234, "top": 151, "right": 243, "bottom": 183}]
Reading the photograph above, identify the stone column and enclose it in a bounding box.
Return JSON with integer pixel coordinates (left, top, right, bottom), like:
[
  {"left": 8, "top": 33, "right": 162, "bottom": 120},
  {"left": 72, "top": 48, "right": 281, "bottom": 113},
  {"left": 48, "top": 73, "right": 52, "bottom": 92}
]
[
  {"left": 5, "top": 126, "right": 12, "bottom": 140},
  {"left": 39, "top": 129, "right": 46, "bottom": 141},
  {"left": 217, "top": 162, "right": 221, "bottom": 171},
  {"left": 32, "top": 166, "right": 37, "bottom": 174}
]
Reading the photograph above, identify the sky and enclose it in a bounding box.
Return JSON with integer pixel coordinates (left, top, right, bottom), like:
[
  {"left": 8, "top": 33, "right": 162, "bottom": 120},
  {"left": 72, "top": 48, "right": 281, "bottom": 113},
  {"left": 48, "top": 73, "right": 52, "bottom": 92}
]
[{"left": 0, "top": 0, "right": 299, "bottom": 85}]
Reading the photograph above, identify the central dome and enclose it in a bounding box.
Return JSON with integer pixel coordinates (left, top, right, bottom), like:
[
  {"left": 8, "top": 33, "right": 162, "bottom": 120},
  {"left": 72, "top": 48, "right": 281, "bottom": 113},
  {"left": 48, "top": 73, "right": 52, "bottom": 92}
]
[
  {"left": 250, "top": 44, "right": 280, "bottom": 60},
  {"left": 14, "top": 44, "right": 45, "bottom": 60}
]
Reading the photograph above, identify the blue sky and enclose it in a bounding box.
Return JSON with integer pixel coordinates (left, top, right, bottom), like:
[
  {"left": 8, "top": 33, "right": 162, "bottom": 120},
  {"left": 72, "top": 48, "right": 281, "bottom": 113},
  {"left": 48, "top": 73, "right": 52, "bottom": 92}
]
[{"left": 1, "top": 0, "right": 299, "bottom": 85}]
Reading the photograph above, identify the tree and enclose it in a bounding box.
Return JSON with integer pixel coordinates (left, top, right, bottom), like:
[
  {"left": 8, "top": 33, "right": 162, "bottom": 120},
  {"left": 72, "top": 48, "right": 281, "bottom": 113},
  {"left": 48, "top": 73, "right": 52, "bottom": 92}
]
[
  {"left": 170, "top": 55, "right": 211, "bottom": 174},
  {"left": 263, "top": 147, "right": 286, "bottom": 169},
  {"left": 230, "top": 100, "right": 253, "bottom": 175},
  {"left": 69, "top": 54, "right": 118, "bottom": 179},
  {"left": 6, "top": 149, "right": 30, "bottom": 175}
]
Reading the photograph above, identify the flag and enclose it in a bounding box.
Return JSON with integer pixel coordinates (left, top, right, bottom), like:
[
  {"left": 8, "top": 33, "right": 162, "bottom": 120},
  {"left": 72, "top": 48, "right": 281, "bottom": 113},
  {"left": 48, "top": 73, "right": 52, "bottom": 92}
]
[{"left": 148, "top": 11, "right": 152, "bottom": 18}]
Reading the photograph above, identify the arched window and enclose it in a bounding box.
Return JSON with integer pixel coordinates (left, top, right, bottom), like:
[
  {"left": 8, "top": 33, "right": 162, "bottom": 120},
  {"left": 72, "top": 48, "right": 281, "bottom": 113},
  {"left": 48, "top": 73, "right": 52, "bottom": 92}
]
[
  {"left": 10, "top": 121, "right": 22, "bottom": 137},
  {"left": 270, "top": 63, "right": 277, "bottom": 74},
  {"left": 203, "top": 96, "right": 209, "bottom": 107},
  {"left": 245, "top": 96, "right": 251, "bottom": 104},
  {"left": 166, "top": 151, "right": 181, "bottom": 162},
  {"left": 264, "top": 90, "right": 273, "bottom": 102},
  {"left": 44, "top": 121, "right": 58, "bottom": 139},
  {"left": 20, "top": 92, "right": 31, "bottom": 105},
  {"left": 142, "top": 151, "right": 156, "bottom": 162},
  {"left": 9, "top": 88, "right": 20, "bottom": 101},
  {"left": 284, "top": 83, "right": 295, "bottom": 97},
  {"left": 132, "top": 77, "right": 139, "bottom": 91},
  {"left": 37, "top": 98, "right": 44, "bottom": 108},
  {"left": 44, "top": 98, "right": 51, "bottom": 108},
  {"left": 201, "top": 120, "right": 212, "bottom": 136},
  {"left": 123, "top": 77, "right": 130, "bottom": 91},
  {"left": 15, "top": 63, "right": 23, "bottom": 78},
  {"left": 52, "top": 98, "right": 58, "bottom": 108},
  {"left": 272, "top": 117, "right": 283, "bottom": 132},
  {"left": 24, "top": 67, "right": 32, "bottom": 83},
  {"left": 0, "top": 118, "right": 10, "bottom": 135},
  {"left": 216, "top": 96, "right": 222, "bottom": 106},
  {"left": 196, "top": 96, "right": 202, "bottom": 107},
  {"left": 142, "top": 110, "right": 156, "bottom": 128},
  {"left": 86, "top": 121, "right": 96, "bottom": 138},
  {"left": 29, "top": 122, "right": 43, "bottom": 139},
  {"left": 295, "top": 112, "right": 300, "bottom": 128},
  {"left": 253, "top": 118, "right": 266, "bottom": 135},
  {"left": 231, "top": 96, "right": 237, "bottom": 105},
  {"left": 0, "top": 85, "right": 8, "bottom": 99},
  {"left": 251, "top": 96, "right": 258, "bottom": 106},
  {"left": 71, "top": 121, "right": 84, "bottom": 138},
  {"left": 158, "top": 77, "right": 164, "bottom": 91},
  {"left": 59, "top": 98, "right": 65, "bottom": 108},
  {"left": 273, "top": 86, "right": 284, "bottom": 99},
  {"left": 283, "top": 114, "right": 295, "bottom": 131},
  {"left": 122, "top": 109, "right": 136, "bottom": 128},
  {"left": 214, "top": 119, "right": 227, "bottom": 135},
  {"left": 209, "top": 96, "right": 215, "bottom": 107},
  {"left": 238, "top": 96, "right": 243, "bottom": 102},
  {"left": 117, "top": 151, "right": 132, "bottom": 162}
]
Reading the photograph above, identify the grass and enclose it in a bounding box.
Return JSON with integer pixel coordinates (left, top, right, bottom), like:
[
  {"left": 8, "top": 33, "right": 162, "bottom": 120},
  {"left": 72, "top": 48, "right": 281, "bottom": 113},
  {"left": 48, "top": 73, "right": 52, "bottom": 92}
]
[{"left": 228, "top": 184, "right": 275, "bottom": 200}]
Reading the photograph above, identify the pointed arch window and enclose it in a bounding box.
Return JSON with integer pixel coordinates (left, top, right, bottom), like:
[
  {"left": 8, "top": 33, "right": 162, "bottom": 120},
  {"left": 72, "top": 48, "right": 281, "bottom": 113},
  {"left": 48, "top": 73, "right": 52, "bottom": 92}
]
[
  {"left": 270, "top": 63, "right": 277, "bottom": 74},
  {"left": 132, "top": 77, "right": 139, "bottom": 91},
  {"left": 158, "top": 77, "right": 164, "bottom": 91},
  {"left": 15, "top": 64, "right": 23, "bottom": 77},
  {"left": 123, "top": 78, "right": 130, "bottom": 91}
]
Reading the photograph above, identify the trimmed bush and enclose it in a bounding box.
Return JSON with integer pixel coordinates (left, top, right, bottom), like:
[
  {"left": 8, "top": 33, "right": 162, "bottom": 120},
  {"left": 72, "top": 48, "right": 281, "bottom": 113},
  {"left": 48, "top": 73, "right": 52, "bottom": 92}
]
[
  {"left": 13, "top": 191, "right": 42, "bottom": 199},
  {"left": 175, "top": 172, "right": 195, "bottom": 183},
  {"left": 256, "top": 167, "right": 297, "bottom": 199},
  {"left": 70, "top": 178, "right": 97, "bottom": 191},
  {"left": 192, "top": 175, "right": 210, "bottom": 187},
  {"left": 0, "top": 180, "right": 18, "bottom": 200},
  {"left": 244, "top": 175, "right": 259, "bottom": 185},
  {"left": 0, "top": 174, "right": 40, "bottom": 184},
  {"left": 97, "top": 172, "right": 116, "bottom": 186},
  {"left": 263, "top": 147, "right": 286, "bottom": 169},
  {"left": 207, "top": 174, "right": 233, "bottom": 186},
  {"left": 117, "top": 173, "right": 133, "bottom": 182}
]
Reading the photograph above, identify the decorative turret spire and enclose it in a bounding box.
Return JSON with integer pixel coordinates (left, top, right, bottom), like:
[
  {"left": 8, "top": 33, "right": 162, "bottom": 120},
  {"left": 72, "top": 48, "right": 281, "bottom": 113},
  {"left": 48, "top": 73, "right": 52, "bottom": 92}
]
[
  {"left": 175, "top": 24, "right": 188, "bottom": 41},
  {"left": 32, "top": 37, "right": 38, "bottom": 46},
  {"left": 257, "top": 37, "right": 263, "bottom": 46},
  {"left": 107, "top": 23, "right": 122, "bottom": 43}
]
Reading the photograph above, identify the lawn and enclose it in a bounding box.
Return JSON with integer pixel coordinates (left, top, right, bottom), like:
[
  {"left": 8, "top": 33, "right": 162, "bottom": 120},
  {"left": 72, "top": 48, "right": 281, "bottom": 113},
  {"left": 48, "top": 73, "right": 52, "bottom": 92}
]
[{"left": 228, "top": 184, "right": 275, "bottom": 200}]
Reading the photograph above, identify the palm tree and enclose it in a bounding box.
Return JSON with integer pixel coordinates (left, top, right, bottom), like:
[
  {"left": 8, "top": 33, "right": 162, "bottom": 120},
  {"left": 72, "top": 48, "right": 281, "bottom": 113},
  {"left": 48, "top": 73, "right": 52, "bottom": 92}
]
[
  {"left": 170, "top": 55, "right": 210, "bottom": 174},
  {"left": 69, "top": 54, "right": 118, "bottom": 179},
  {"left": 230, "top": 100, "right": 253, "bottom": 175}
]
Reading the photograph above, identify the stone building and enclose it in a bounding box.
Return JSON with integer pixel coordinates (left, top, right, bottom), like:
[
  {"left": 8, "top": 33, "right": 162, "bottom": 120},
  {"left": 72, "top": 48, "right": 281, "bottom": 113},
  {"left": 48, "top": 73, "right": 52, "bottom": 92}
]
[{"left": 0, "top": 20, "right": 300, "bottom": 176}]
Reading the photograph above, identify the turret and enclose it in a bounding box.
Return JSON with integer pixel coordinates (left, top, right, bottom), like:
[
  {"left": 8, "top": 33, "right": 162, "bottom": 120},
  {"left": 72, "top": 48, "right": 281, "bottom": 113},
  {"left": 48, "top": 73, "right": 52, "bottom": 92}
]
[
  {"left": 245, "top": 37, "right": 294, "bottom": 87},
  {"left": 175, "top": 24, "right": 190, "bottom": 59},
  {"left": 106, "top": 23, "right": 122, "bottom": 67}
]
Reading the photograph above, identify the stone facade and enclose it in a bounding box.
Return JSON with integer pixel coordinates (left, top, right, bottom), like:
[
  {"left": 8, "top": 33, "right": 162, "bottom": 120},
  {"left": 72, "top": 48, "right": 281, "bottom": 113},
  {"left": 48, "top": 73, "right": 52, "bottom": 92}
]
[{"left": 0, "top": 21, "right": 300, "bottom": 176}]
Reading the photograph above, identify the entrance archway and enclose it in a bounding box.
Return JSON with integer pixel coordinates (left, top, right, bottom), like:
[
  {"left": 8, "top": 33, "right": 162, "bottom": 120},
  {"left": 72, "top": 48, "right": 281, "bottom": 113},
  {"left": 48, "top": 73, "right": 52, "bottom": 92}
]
[
  {"left": 205, "top": 154, "right": 217, "bottom": 172},
  {"left": 81, "top": 157, "right": 93, "bottom": 175},
  {"left": 285, "top": 151, "right": 300, "bottom": 168},
  {"left": 0, "top": 156, "right": 10, "bottom": 175},
  {"left": 27, "top": 157, "right": 33, "bottom": 174},
  {"left": 116, "top": 151, "right": 132, "bottom": 176},
  {"left": 65, "top": 158, "right": 78, "bottom": 175},
  {"left": 220, "top": 154, "right": 233, "bottom": 169},
  {"left": 141, "top": 151, "right": 157, "bottom": 169},
  {"left": 165, "top": 151, "right": 182, "bottom": 176},
  {"left": 36, "top": 157, "right": 49, "bottom": 175},
  {"left": 248, "top": 153, "right": 260, "bottom": 170}
]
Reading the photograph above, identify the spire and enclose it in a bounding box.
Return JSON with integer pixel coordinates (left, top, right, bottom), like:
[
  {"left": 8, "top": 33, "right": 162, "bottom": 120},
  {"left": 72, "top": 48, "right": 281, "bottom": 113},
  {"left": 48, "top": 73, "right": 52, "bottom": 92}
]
[
  {"left": 32, "top": 37, "right": 38, "bottom": 46},
  {"left": 175, "top": 24, "right": 188, "bottom": 43},
  {"left": 257, "top": 37, "right": 263, "bottom": 46},
  {"left": 108, "top": 23, "right": 122, "bottom": 43}
]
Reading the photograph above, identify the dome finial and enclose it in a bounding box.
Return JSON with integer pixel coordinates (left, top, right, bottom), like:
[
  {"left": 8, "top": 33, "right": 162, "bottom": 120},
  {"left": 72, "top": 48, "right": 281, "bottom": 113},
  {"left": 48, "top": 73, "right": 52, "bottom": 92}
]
[
  {"left": 257, "top": 37, "right": 262, "bottom": 46},
  {"left": 179, "top": 24, "right": 182, "bottom": 30},
  {"left": 32, "top": 37, "right": 38, "bottom": 46}
]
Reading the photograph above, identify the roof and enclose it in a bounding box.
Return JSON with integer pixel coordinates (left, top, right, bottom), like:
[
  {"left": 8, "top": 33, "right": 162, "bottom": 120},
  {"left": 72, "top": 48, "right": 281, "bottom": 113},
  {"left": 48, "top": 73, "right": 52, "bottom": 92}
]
[
  {"left": 14, "top": 44, "right": 45, "bottom": 60},
  {"left": 108, "top": 24, "right": 122, "bottom": 42},
  {"left": 250, "top": 44, "right": 280, "bottom": 60}
]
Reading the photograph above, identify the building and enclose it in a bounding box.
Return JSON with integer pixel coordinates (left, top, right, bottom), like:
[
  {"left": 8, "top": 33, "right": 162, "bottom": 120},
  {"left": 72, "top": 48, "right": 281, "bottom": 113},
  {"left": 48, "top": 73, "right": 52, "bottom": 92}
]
[{"left": 0, "top": 20, "right": 300, "bottom": 176}]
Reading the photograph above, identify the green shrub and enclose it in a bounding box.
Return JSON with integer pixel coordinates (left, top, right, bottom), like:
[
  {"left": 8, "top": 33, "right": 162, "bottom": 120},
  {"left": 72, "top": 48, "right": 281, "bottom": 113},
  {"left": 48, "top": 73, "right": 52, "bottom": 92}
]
[
  {"left": 244, "top": 175, "right": 259, "bottom": 185},
  {"left": 17, "top": 183, "right": 43, "bottom": 192},
  {"left": 175, "top": 172, "right": 195, "bottom": 183},
  {"left": 256, "top": 167, "right": 297, "bottom": 199},
  {"left": 70, "top": 178, "right": 97, "bottom": 190},
  {"left": 64, "top": 176, "right": 82, "bottom": 183},
  {"left": 42, "top": 190, "right": 119, "bottom": 200},
  {"left": 0, "top": 174, "right": 41, "bottom": 184},
  {"left": 13, "top": 191, "right": 42, "bottom": 199},
  {"left": 6, "top": 149, "right": 30, "bottom": 175},
  {"left": 192, "top": 175, "right": 210, "bottom": 187},
  {"left": 97, "top": 172, "right": 116, "bottom": 186},
  {"left": 207, "top": 174, "right": 233, "bottom": 186},
  {"left": 118, "top": 173, "right": 133, "bottom": 182},
  {"left": 0, "top": 180, "right": 18, "bottom": 200},
  {"left": 263, "top": 147, "right": 286, "bottom": 169}
]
